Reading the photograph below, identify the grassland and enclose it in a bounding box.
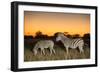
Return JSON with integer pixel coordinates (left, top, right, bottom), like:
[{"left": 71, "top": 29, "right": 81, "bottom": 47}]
[{"left": 24, "top": 45, "right": 90, "bottom": 62}]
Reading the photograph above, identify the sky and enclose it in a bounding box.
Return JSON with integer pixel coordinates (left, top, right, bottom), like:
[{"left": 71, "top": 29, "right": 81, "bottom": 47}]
[{"left": 24, "top": 11, "right": 90, "bottom": 36}]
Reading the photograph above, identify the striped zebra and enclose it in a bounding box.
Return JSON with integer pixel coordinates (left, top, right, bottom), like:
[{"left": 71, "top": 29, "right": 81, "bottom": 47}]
[
  {"left": 33, "top": 40, "right": 55, "bottom": 55},
  {"left": 56, "top": 33, "right": 84, "bottom": 54}
]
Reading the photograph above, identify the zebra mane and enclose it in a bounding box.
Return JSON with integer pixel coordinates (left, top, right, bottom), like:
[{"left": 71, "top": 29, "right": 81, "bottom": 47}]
[{"left": 58, "top": 33, "right": 69, "bottom": 39}]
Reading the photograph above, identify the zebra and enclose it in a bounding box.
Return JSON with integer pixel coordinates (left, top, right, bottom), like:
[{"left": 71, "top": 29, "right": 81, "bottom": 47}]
[
  {"left": 33, "top": 40, "right": 55, "bottom": 55},
  {"left": 56, "top": 33, "right": 84, "bottom": 54}
]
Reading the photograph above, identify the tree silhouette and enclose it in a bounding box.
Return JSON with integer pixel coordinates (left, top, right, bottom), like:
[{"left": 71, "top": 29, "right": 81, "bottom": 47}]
[
  {"left": 24, "top": 35, "right": 33, "bottom": 39},
  {"left": 34, "top": 31, "right": 43, "bottom": 39},
  {"left": 35, "top": 31, "right": 50, "bottom": 39},
  {"left": 36, "top": 31, "right": 42, "bottom": 36},
  {"left": 66, "top": 34, "right": 72, "bottom": 38},
  {"left": 83, "top": 33, "right": 90, "bottom": 48},
  {"left": 64, "top": 32, "right": 73, "bottom": 38},
  {"left": 83, "top": 33, "right": 90, "bottom": 39},
  {"left": 64, "top": 32, "right": 68, "bottom": 35},
  {"left": 72, "top": 34, "right": 80, "bottom": 38}
]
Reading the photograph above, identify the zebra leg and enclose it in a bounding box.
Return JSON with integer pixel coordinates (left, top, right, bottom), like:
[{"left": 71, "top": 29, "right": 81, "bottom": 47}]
[
  {"left": 79, "top": 46, "right": 84, "bottom": 53},
  {"left": 51, "top": 46, "right": 55, "bottom": 54},
  {"left": 42, "top": 49, "right": 45, "bottom": 55},
  {"left": 33, "top": 50, "right": 37, "bottom": 56},
  {"left": 40, "top": 48, "right": 44, "bottom": 55},
  {"left": 65, "top": 46, "right": 70, "bottom": 59},
  {"left": 41, "top": 48, "right": 45, "bottom": 55},
  {"left": 49, "top": 48, "right": 53, "bottom": 55},
  {"left": 53, "top": 49, "right": 55, "bottom": 54},
  {"left": 65, "top": 47, "right": 69, "bottom": 55}
]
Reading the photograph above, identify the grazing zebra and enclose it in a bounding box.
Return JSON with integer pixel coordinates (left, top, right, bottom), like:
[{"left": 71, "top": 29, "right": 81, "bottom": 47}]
[
  {"left": 33, "top": 40, "right": 55, "bottom": 55},
  {"left": 56, "top": 33, "right": 84, "bottom": 54}
]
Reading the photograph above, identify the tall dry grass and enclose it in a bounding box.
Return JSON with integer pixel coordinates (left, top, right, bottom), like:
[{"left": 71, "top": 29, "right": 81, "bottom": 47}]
[{"left": 24, "top": 45, "right": 90, "bottom": 62}]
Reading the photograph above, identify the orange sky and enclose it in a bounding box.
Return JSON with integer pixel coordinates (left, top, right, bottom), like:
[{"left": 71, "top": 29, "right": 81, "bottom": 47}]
[{"left": 24, "top": 11, "right": 90, "bottom": 36}]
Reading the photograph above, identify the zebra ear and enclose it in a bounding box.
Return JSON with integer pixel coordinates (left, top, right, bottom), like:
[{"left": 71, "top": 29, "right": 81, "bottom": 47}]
[{"left": 63, "top": 32, "right": 68, "bottom": 35}]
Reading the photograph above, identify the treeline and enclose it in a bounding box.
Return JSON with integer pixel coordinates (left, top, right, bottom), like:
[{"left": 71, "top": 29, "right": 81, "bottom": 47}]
[
  {"left": 24, "top": 31, "right": 90, "bottom": 39},
  {"left": 24, "top": 31, "right": 90, "bottom": 49}
]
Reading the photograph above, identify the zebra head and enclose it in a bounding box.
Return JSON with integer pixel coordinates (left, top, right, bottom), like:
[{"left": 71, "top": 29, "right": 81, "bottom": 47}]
[
  {"left": 56, "top": 34, "right": 62, "bottom": 41},
  {"left": 56, "top": 33, "right": 67, "bottom": 42}
]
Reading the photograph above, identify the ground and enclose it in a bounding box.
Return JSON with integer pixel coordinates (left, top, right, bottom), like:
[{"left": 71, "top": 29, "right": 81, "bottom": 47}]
[{"left": 24, "top": 45, "right": 90, "bottom": 62}]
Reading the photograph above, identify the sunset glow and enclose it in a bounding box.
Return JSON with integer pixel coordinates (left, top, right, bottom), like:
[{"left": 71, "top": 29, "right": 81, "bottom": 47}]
[{"left": 24, "top": 11, "right": 90, "bottom": 36}]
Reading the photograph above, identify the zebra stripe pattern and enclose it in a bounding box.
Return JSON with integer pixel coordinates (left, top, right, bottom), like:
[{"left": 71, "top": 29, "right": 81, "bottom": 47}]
[
  {"left": 33, "top": 40, "right": 55, "bottom": 55},
  {"left": 56, "top": 33, "right": 84, "bottom": 54}
]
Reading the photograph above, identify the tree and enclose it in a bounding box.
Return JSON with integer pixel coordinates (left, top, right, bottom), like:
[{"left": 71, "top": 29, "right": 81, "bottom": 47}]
[
  {"left": 64, "top": 32, "right": 68, "bottom": 35},
  {"left": 66, "top": 34, "right": 72, "bottom": 38},
  {"left": 35, "top": 31, "right": 42, "bottom": 36},
  {"left": 35, "top": 31, "right": 43, "bottom": 39},
  {"left": 83, "top": 33, "right": 90, "bottom": 39},
  {"left": 83, "top": 33, "right": 90, "bottom": 48},
  {"left": 24, "top": 35, "right": 33, "bottom": 39},
  {"left": 72, "top": 34, "right": 80, "bottom": 38},
  {"left": 35, "top": 31, "right": 49, "bottom": 39}
]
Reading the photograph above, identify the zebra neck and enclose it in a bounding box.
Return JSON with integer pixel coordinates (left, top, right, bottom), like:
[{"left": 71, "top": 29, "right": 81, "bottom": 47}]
[
  {"left": 34, "top": 44, "right": 39, "bottom": 50},
  {"left": 61, "top": 36, "right": 70, "bottom": 44}
]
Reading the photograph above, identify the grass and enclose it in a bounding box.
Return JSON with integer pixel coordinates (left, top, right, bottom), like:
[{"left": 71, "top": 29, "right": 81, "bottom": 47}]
[{"left": 24, "top": 45, "right": 90, "bottom": 62}]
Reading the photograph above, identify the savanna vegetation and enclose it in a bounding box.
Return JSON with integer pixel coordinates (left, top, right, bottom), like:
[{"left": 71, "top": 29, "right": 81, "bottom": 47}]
[{"left": 24, "top": 31, "right": 90, "bottom": 62}]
